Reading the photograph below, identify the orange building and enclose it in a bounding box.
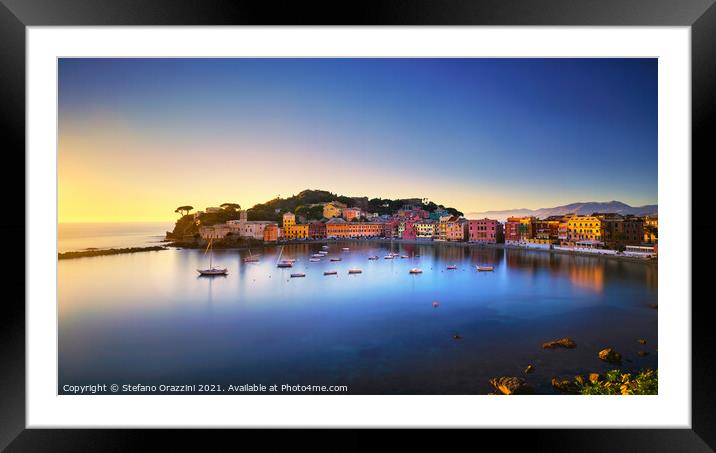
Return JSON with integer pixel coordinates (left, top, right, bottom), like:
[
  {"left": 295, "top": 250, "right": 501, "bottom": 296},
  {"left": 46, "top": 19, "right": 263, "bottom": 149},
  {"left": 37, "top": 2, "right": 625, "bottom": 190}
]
[
  {"left": 263, "top": 224, "right": 279, "bottom": 242},
  {"left": 282, "top": 212, "right": 308, "bottom": 239},
  {"left": 326, "top": 218, "right": 382, "bottom": 238},
  {"left": 342, "top": 207, "right": 361, "bottom": 221}
]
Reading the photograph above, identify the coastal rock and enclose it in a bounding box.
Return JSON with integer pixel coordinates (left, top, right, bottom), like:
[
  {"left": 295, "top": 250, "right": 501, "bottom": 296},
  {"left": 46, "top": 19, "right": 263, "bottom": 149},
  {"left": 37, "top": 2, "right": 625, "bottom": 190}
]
[
  {"left": 542, "top": 338, "right": 577, "bottom": 349},
  {"left": 637, "top": 351, "right": 649, "bottom": 357},
  {"left": 489, "top": 376, "right": 534, "bottom": 395},
  {"left": 524, "top": 364, "right": 535, "bottom": 374},
  {"left": 453, "top": 334, "right": 462, "bottom": 340},
  {"left": 637, "top": 339, "right": 647, "bottom": 345},
  {"left": 598, "top": 348, "right": 622, "bottom": 364},
  {"left": 551, "top": 378, "right": 580, "bottom": 394}
]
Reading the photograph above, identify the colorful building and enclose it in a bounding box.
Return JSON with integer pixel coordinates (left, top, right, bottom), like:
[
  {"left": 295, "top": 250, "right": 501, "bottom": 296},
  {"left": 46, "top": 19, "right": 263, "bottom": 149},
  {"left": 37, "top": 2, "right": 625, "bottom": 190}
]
[
  {"left": 467, "top": 218, "right": 503, "bottom": 243},
  {"left": 325, "top": 218, "right": 383, "bottom": 238},
  {"left": 532, "top": 217, "right": 561, "bottom": 240},
  {"left": 566, "top": 215, "right": 603, "bottom": 245},
  {"left": 504, "top": 216, "right": 534, "bottom": 244},
  {"left": 342, "top": 207, "right": 361, "bottom": 221},
  {"left": 322, "top": 201, "right": 346, "bottom": 219},
  {"left": 643, "top": 215, "right": 658, "bottom": 244},
  {"left": 414, "top": 220, "right": 436, "bottom": 239},
  {"left": 437, "top": 215, "right": 464, "bottom": 241},
  {"left": 263, "top": 224, "right": 279, "bottom": 242},
  {"left": 282, "top": 212, "right": 309, "bottom": 240},
  {"left": 401, "top": 221, "right": 417, "bottom": 240},
  {"left": 308, "top": 221, "right": 327, "bottom": 239}
]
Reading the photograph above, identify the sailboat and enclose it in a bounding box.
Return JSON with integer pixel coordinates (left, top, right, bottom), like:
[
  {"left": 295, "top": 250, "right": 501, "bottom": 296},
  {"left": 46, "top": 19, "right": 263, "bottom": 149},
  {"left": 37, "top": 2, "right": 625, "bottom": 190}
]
[
  {"left": 276, "top": 245, "right": 293, "bottom": 268},
  {"left": 243, "top": 248, "right": 260, "bottom": 263},
  {"left": 197, "top": 239, "right": 228, "bottom": 276}
]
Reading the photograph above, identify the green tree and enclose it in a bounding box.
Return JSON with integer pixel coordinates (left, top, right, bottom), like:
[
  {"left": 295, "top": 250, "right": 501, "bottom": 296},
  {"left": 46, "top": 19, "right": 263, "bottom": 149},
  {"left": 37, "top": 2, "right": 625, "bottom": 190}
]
[
  {"left": 220, "top": 203, "right": 241, "bottom": 212},
  {"left": 174, "top": 205, "right": 194, "bottom": 217}
]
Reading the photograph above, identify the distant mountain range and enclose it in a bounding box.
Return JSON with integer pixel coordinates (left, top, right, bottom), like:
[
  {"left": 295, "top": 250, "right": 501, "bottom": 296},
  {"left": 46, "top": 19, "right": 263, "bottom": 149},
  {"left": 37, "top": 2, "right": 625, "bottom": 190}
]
[{"left": 466, "top": 201, "right": 657, "bottom": 222}]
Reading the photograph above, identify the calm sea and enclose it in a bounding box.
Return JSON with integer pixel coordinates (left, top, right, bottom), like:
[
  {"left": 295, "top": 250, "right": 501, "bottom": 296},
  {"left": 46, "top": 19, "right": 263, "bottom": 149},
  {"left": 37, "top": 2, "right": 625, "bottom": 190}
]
[
  {"left": 58, "top": 222, "right": 173, "bottom": 253},
  {"left": 58, "top": 240, "right": 658, "bottom": 395}
]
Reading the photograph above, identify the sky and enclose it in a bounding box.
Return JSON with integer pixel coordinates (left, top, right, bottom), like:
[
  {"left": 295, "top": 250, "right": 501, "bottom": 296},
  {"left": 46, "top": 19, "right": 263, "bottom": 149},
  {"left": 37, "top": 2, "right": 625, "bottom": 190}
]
[{"left": 58, "top": 58, "right": 657, "bottom": 222}]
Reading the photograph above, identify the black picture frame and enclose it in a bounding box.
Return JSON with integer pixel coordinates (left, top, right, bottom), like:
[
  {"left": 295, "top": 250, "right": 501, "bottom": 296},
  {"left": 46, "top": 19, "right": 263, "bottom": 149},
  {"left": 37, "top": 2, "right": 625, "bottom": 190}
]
[{"left": 1, "top": 0, "right": 713, "bottom": 450}]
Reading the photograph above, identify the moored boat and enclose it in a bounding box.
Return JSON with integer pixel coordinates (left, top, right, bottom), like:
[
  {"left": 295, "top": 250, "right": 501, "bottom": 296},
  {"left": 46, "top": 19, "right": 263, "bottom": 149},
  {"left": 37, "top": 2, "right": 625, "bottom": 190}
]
[
  {"left": 277, "top": 260, "right": 293, "bottom": 268},
  {"left": 324, "top": 270, "right": 337, "bottom": 276},
  {"left": 342, "top": 247, "right": 350, "bottom": 251},
  {"left": 290, "top": 273, "right": 306, "bottom": 278},
  {"left": 384, "top": 255, "right": 394, "bottom": 259},
  {"left": 309, "top": 258, "right": 321, "bottom": 262},
  {"left": 476, "top": 266, "right": 494, "bottom": 272},
  {"left": 447, "top": 265, "right": 457, "bottom": 270},
  {"left": 197, "top": 239, "right": 228, "bottom": 276},
  {"left": 348, "top": 268, "right": 362, "bottom": 274},
  {"left": 197, "top": 267, "right": 228, "bottom": 276},
  {"left": 330, "top": 257, "right": 342, "bottom": 262},
  {"left": 368, "top": 256, "right": 379, "bottom": 260},
  {"left": 409, "top": 267, "right": 423, "bottom": 274}
]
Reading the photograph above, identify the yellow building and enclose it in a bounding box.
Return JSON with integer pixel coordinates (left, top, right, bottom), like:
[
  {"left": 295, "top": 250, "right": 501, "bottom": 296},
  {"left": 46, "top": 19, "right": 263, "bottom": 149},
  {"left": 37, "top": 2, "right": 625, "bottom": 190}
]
[
  {"left": 643, "top": 215, "right": 658, "bottom": 243},
  {"left": 322, "top": 201, "right": 345, "bottom": 219},
  {"left": 282, "top": 212, "right": 309, "bottom": 240},
  {"left": 566, "top": 216, "right": 603, "bottom": 244},
  {"left": 414, "top": 221, "right": 436, "bottom": 239}
]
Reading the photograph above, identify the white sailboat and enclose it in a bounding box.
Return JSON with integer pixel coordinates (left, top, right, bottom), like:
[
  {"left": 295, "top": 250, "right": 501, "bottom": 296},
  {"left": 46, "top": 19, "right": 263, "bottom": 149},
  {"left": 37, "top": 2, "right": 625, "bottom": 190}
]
[{"left": 197, "top": 239, "right": 228, "bottom": 276}]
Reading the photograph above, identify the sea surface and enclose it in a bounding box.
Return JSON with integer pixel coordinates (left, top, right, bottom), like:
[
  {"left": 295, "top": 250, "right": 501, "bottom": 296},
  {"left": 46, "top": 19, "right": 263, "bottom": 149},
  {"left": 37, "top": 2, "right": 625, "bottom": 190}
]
[
  {"left": 58, "top": 232, "right": 658, "bottom": 395},
  {"left": 58, "top": 222, "right": 173, "bottom": 253}
]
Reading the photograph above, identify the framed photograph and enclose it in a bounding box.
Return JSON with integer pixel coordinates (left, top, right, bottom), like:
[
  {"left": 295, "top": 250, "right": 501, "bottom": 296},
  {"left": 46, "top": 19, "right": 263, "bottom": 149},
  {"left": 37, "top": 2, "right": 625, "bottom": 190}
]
[{"left": 3, "top": 0, "right": 713, "bottom": 450}]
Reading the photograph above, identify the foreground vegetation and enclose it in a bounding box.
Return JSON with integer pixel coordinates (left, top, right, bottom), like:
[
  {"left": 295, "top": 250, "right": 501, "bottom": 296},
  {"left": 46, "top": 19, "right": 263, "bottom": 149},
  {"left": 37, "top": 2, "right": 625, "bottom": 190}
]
[
  {"left": 576, "top": 369, "right": 658, "bottom": 395},
  {"left": 58, "top": 246, "right": 167, "bottom": 260}
]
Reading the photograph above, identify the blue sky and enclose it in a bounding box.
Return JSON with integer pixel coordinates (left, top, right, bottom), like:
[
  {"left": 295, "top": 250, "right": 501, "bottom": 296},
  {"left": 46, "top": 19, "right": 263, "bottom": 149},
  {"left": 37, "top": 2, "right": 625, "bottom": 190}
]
[{"left": 59, "top": 58, "right": 657, "bottom": 221}]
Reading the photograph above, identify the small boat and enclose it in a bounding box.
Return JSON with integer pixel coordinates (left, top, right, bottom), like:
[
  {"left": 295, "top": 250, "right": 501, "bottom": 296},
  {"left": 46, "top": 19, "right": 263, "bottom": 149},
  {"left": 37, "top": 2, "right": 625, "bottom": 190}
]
[
  {"left": 277, "top": 260, "right": 293, "bottom": 268},
  {"left": 309, "top": 258, "right": 321, "bottom": 262},
  {"left": 243, "top": 248, "right": 260, "bottom": 263},
  {"left": 330, "top": 257, "right": 342, "bottom": 262},
  {"left": 318, "top": 250, "right": 329, "bottom": 255},
  {"left": 324, "top": 270, "right": 338, "bottom": 276},
  {"left": 197, "top": 239, "right": 228, "bottom": 276},
  {"left": 447, "top": 265, "right": 457, "bottom": 270},
  {"left": 432, "top": 301, "right": 440, "bottom": 308},
  {"left": 342, "top": 247, "right": 350, "bottom": 251},
  {"left": 197, "top": 267, "right": 228, "bottom": 276},
  {"left": 312, "top": 253, "right": 323, "bottom": 258},
  {"left": 384, "top": 255, "right": 394, "bottom": 260},
  {"left": 400, "top": 255, "right": 409, "bottom": 259},
  {"left": 409, "top": 268, "right": 423, "bottom": 274},
  {"left": 321, "top": 245, "right": 329, "bottom": 249},
  {"left": 348, "top": 268, "right": 362, "bottom": 274},
  {"left": 290, "top": 273, "right": 306, "bottom": 278},
  {"left": 368, "top": 256, "right": 379, "bottom": 260},
  {"left": 476, "top": 266, "right": 494, "bottom": 272}
]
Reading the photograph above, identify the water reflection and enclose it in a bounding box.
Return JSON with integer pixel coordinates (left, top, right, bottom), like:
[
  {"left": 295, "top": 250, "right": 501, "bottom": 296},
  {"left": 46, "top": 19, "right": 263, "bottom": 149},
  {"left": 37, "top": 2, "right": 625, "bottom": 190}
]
[{"left": 58, "top": 242, "right": 657, "bottom": 394}]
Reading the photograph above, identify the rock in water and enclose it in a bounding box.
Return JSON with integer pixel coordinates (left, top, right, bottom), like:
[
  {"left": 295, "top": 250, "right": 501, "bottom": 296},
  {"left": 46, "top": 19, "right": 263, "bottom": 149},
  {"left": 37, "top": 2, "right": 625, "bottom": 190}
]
[
  {"left": 524, "top": 364, "right": 535, "bottom": 374},
  {"left": 489, "top": 376, "right": 534, "bottom": 395},
  {"left": 551, "top": 378, "right": 580, "bottom": 394},
  {"left": 542, "top": 338, "right": 577, "bottom": 349},
  {"left": 598, "top": 348, "right": 622, "bottom": 364}
]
